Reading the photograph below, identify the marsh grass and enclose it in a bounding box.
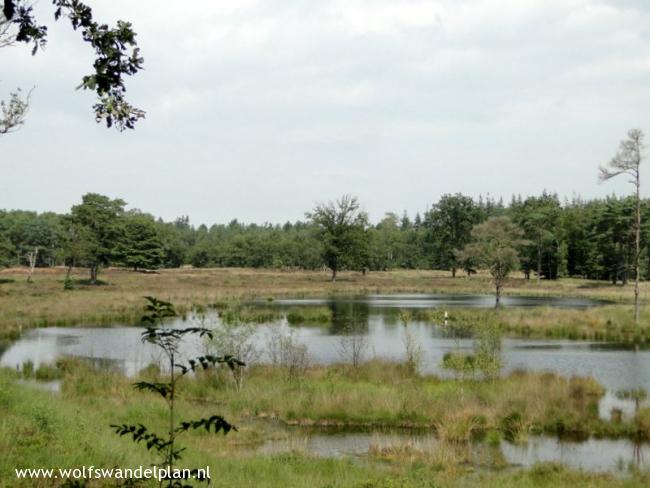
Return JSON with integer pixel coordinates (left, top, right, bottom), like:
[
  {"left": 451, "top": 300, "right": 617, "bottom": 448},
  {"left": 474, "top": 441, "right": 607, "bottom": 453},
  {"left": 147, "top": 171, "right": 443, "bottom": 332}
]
[
  {"left": 1, "top": 267, "right": 648, "bottom": 340},
  {"left": 3, "top": 361, "right": 650, "bottom": 487},
  {"left": 286, "top": 307, "right": 333, "bottom": 325},
  {"left": 417, "top": 306, "right": 650, "bottom": 343}
]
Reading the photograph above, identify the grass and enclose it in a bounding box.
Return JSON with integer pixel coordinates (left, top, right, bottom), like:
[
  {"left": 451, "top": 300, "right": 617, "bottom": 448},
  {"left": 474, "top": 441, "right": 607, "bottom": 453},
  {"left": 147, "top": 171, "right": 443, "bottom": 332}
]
[
  {"left": 286, "top": 306, "right": 333, "bottom": 325},
  {"left": 408, "top": 306, "right": 650, "bottom": 343},
  {"left": 0, "top": 266, "right": 648, "bottom": 341},
  {"left": 2, "top": 360, "right": 650, "bottom": 487},
  {"left": 201, "top": 360, "right": 646, "bottom": 438}
]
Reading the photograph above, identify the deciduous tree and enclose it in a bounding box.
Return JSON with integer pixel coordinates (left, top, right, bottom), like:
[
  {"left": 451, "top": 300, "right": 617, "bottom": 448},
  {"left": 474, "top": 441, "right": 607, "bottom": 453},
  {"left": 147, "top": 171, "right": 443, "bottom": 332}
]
[
  {"left": 69, "top": 193, "right": 125, "bottom": 283},
  {"left": 307, "top": 195, "right": 369, "bottom": 282},
  {"left": 457, "top": 217, "right": 525, "bottom": 306}
]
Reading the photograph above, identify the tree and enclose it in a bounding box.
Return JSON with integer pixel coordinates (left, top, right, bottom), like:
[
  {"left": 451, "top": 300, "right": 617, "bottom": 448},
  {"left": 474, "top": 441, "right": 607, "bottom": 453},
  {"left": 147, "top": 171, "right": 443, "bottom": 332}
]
[
  {"left": 69, "top": 193, "right": 125, "bottom": 283},
  {"left": 2, "top": 0, "right": 144, "bottom": 130},
  {"left": 116, "top": 213, "right": 164, "bottom": 270},
  {"left": 511, "top": 192, "right": 562, "bottom": 282},
  {"left": 599, "top": 129, "right": 644, "bottom": 324},
  {"left": 424, "top": 194, "right": 481, "bottom": 276},
  {"left": 457, "top": 217, "right": 524, "bottom": 307},
  {"left": 306, "top": 195, "right": 369, "bottom": 282}
]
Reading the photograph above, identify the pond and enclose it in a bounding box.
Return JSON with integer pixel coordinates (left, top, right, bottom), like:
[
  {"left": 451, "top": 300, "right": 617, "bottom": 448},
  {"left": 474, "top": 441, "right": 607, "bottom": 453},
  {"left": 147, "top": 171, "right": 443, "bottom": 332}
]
[
  {"left": 3, "top": 294, "right": 648, "bottom": 472},
  {"left": 1, "top": 294, "right": 646, "bottom": 395}
]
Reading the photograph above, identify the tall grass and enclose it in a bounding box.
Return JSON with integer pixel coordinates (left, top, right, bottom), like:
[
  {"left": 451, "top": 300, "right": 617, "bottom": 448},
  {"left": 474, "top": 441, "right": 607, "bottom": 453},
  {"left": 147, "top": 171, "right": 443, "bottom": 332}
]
[
  {"left": 1, "top": 267, "right": 647, "bottom": 340},
  {"left": 2, "top": 362, "right": 650, "bottom": 487}
]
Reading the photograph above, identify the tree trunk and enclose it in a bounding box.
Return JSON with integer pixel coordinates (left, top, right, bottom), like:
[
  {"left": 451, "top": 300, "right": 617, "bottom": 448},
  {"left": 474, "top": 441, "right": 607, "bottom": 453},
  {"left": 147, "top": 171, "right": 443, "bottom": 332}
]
[
  {"left": 495, "top": 281, "right": 502, "bottom": 308},
  {"left": 536, "top": 242, "right": 542, "bottom": 285},
  {"left": 451, "top": 267, "right": 456, "bottom": 278},
  {"left": 90, "top": 265, "right": 98, "bottom": 284},
  {"left": 331, "top": 267, "right": 337, "bottom": 282},
  {"left": 635, "top": 170, "right": 641, "bottom": 325},
  {"left": 26, "top": 247, "right": 38, "bottom": 283}
]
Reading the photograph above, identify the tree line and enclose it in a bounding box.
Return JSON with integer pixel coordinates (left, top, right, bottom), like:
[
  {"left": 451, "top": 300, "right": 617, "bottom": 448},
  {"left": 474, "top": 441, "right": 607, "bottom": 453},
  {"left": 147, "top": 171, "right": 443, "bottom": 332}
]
[{"left": 1, "top": 191, "right": 649, "bottom": 285}]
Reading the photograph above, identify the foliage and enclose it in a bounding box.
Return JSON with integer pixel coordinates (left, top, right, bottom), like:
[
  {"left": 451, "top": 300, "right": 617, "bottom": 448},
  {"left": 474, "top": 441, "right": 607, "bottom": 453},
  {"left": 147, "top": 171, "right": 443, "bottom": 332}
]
[
  {"left": 457, "top": 217, "right": 525, "bottom": 306},
  {"left": 423, "top": 193, "right": 482, "bottom": 276},
  {"left": 306, "top": 195, "right": 370, "bottom": 281},
  {"left": 115, "top": 213, "right": 165, "bottom": 270},
  {"left": 3, "top": 192, "right": 650, "bottom": 290},
  {"left": 67, "top": 193, "right": 126, "bottom": 283},
  {"left": 510, "top": 192, "right": 563, "bottom": 280},
  {"left": 474, "top": 322, "right": 502, "bottom": 380},
  {"left": 4, "top": 0, "right": 144, "bottom": 130},
  {"left": 112, "top": 297, "right": 243, "bottom": 487}
]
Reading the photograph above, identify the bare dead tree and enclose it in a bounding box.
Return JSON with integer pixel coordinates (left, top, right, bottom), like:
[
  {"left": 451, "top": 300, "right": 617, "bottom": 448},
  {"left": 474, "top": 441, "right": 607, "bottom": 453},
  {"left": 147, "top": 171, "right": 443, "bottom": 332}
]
[
  {"left": 26, "top": 246, "right": 38, "bottom": 283},
  {"left": 599, "top": 129, "right": 645, "bottom": 325},
  {"left": 338, "top": 322, "right": 368, "bottom": 368}
]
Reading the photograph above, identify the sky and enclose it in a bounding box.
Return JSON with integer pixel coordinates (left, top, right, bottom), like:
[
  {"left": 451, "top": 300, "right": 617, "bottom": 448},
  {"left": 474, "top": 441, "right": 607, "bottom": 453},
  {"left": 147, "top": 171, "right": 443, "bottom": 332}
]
[{"left": 2, "top": 0, "right": 650, "bottom": 225}]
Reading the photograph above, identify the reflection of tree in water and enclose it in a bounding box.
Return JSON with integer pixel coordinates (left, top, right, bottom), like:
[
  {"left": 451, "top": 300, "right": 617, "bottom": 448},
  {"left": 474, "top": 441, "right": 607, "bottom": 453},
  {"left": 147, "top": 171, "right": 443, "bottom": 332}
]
[
  {"left": 0, "top": 340, "right": 9, "bottom": 358},
  {"left": 75, "top": 356, "right": 125, "bottom": 374},
  {"left": 633, "top": 441, "right": 643, "bottom": 468},
  {"left": 328, "top": 301, "right": 370, "bottom": 335},
  {"left": 378, "top": 307, "right": 401, "bottom": 326}
]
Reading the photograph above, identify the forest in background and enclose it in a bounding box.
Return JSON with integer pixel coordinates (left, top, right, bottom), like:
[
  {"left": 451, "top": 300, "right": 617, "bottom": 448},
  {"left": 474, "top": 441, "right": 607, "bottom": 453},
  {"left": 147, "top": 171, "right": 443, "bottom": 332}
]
[{"left": 1, "top": 191, "right": 649, "bottom": 284}]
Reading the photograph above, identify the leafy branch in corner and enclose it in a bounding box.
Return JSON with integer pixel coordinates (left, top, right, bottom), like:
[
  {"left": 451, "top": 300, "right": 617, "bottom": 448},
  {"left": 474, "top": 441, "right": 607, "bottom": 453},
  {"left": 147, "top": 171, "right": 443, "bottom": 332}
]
[{"left": 3, "top": 0, "right": 144, "bottom": 130}]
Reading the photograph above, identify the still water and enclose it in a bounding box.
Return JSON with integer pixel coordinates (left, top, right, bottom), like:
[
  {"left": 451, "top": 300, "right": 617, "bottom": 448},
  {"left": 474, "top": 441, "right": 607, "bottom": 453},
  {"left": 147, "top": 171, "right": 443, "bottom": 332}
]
[
  {"left": 1, "top": 294, "right": 646, "bottom": 394},
  {"left": 3, "top": 294, "right": 648, "bottom": 474},
  {"left": 255, "top": 429, "right": 648, "bottom": 473}
]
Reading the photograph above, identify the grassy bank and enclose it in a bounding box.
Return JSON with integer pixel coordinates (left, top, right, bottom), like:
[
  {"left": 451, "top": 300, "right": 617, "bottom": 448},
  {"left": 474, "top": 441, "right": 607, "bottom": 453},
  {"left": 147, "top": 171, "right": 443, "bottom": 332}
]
[
  {"left": 2, "top": 360, "right": 650, "bottom": 487},
  {"left": 405, "top": 306, "right": 650, "bottom": 343},
  {"left": 0, "top": 267, "right": 648, "bottom": 340}
]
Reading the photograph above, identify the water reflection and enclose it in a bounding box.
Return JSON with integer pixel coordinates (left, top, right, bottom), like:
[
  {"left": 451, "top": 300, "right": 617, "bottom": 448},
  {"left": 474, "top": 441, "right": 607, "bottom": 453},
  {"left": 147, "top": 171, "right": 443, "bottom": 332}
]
[
  {"left": 269, "top": 294, "right": 607, "bottom": 310},
  {"left": 329, "top": 302, "right": 370, "bottom": 334},
  {"left": 1, "top": 294, "right": 647, "bottom": 397},
  {"left": 255, "top": 428, "right": 649, "bottom": 473}
]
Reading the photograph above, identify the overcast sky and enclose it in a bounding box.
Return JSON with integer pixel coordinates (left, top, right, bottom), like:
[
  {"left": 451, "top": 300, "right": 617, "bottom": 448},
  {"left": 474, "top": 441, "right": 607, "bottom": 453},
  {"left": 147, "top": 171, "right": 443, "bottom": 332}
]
[{"left": 2, "top": 0, "right": 650, "bottom": 224}]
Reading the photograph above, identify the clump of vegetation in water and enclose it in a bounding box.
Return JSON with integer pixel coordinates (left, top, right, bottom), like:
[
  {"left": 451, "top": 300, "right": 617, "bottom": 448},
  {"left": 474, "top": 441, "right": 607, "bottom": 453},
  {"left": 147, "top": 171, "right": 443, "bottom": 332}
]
[
  {"left": 617, "top": 388, "right": 648, "bottom": 412},
  {"left": 111, "top": 297, "right": 244, "bottom": 486},
  {"left": 442, "top": 322, "right": 502, "bottom": 381},
  {"left": 218, "top": 305, "right": 283, "bottom": 324},
  {"left": 286, "top": 307, "right": 332, "bottom": 325},
  {"left": 399, "top": 311, "right": 424, "bottom": 375}
]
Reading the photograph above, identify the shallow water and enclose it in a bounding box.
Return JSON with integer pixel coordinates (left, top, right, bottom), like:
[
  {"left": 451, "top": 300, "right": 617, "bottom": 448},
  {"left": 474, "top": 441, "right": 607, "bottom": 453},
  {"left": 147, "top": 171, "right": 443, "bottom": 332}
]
[
  {"left": 267, "top": 294, "right": 608, "bottom": 310},
  {"left": 3, "top": 294, "right": 649, "bottom": 472},
  {"left": 255, "top": 429, "right": 649, "bottom": 473},
  {"left": 4, "top": 321, "right": 647, "bottom": 393},
  {"left": 1, "top": 294, "right": 645, "bottom": 393}
]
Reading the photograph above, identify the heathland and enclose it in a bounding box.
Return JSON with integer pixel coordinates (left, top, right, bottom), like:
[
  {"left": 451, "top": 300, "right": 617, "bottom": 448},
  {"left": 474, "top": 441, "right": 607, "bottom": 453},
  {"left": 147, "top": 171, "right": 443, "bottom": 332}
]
[{"left": 2, "top": 267, "right": 650, "bottom": 487}]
